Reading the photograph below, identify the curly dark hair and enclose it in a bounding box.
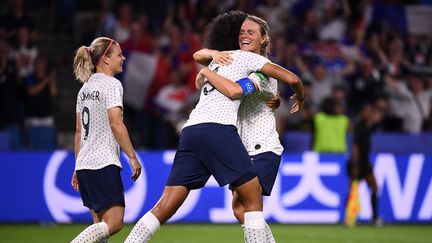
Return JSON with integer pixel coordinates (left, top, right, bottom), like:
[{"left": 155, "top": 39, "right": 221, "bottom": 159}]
[{"left": 204, "top": 11, "right": 249, "bottom": 51}]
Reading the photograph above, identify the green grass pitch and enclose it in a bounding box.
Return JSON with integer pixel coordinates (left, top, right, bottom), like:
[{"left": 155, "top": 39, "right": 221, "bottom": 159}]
[{"left": 0, "top": 223, "right": 431, "bottom": 243}]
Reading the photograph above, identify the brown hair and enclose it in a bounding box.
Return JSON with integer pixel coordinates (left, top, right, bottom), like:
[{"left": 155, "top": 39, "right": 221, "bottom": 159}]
[{"left": 73, "top": 37, "right": 117, "bottom": 82}]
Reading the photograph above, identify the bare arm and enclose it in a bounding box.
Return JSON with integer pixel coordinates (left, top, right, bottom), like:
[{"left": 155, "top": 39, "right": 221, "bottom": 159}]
[
  {"left": 72, "top": 113, "right": 82, "bottom": 192},
  {"left": 261, "top": 62, "right": 305, "bottom": 113},
  {"left": 197, "top": 67, "right": 258, "bottom": 99},
  {"left": 108, "top": 107, "right": 142, "bottom": 181},
  {"left": 193, "top": 48, "right": 233, "bottom": 66},
  {"left": 74, "top": 113, "right": 82, "bottom": 159}
]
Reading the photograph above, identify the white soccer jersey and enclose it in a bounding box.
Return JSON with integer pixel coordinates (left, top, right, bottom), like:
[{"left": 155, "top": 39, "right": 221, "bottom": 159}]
[
  {"left": 237, "top": 74, "right": 284, "bottom": 156},
  {"left": 184, "top": 50, "right": 270, "bottom": 128},
  {"left": 75, "top": 73, "right": 123, "bottom": 170}
]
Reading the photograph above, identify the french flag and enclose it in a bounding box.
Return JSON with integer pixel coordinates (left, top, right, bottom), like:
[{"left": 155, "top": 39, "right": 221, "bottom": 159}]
[{"left": 379, "top": 4, "right": 432, "bottom": 35}]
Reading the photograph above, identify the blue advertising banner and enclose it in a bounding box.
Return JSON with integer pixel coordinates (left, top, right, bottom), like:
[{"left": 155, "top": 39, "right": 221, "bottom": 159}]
[{"left": 0, "top": 151, "right": 431, "bottom": 224}]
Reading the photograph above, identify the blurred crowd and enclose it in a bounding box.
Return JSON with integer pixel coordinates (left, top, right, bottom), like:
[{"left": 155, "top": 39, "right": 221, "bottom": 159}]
[{"left": 1, "top": 0, "right": 432, "bottom": 150}]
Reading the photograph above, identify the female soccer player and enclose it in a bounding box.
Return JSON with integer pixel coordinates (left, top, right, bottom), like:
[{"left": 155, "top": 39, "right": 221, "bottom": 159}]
[
  {"left": 71, "top": 37, "right": 142, "bottom": 243},
  {"left": 125, "top": 12, "right": 303, "bottom": 243},
  {"left": 194, "top": 12, "right": 304, "bottom": 242}
]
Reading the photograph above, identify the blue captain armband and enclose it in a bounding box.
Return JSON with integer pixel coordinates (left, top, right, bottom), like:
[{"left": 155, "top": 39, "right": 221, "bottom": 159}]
[{"left": 236, "top": 78, "right": 256, "bottom": 96}]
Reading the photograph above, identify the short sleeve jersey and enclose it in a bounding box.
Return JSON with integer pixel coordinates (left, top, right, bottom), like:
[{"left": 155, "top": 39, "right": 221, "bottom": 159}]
[
  {"left": 237, "top": 74, "right": 284, "bottom": 156},
  {"left": 184, "top": 50, "right": 270, "bottom": 128},
  {"left": 75, "top": 73, "right": 123, "bottom": 170}
]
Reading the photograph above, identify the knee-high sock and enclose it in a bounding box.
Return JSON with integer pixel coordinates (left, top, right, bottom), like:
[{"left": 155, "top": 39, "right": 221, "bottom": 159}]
[
  {"left": 243, "top": 211, "right": 266, "bottom": 243},
  {"left": 265, "top": 222, "right": 276, "bottom": 243},
  {"left": 242, "top": 222, "right": 275, "bottom": 243},
  {"left": 371, "top": 192, "right": 378, "bottom": 220},
  {"left": 71, "top": 221, "right": 109, "bottom": 243},
  {"left": 124, "top": 212, "right": 160, "bottom": 243}
]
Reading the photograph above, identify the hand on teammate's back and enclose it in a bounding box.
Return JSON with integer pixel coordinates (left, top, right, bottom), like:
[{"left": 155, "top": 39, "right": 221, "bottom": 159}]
[
  {"left": 266, "top": 93, "right": 281, "bottom": 110},
  {"left": 212, "top": 51, "right": 233, "bottom": 66}
]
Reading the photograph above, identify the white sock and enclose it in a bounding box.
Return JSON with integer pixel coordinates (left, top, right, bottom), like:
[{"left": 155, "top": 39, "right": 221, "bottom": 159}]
[
  {"left": 265, "top": 222, "right": 276, "bottom": 243},
  {"left": 243, "top": 211, "right": 266, "bottom": 243},
  {"left": 71, "top": 221, "right": 109, "bottom": 243},
  {"left": 125, "top": 212, "right": 161, "bottom": 243}
]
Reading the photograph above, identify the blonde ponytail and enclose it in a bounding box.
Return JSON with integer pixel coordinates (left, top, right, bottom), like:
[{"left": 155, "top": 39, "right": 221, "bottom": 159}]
[
  {"left": 73, "top": 46, "right": 94, "bottom": 83},
  {"left": 73, "top": 37, "right": 117, "bottom": 82}
]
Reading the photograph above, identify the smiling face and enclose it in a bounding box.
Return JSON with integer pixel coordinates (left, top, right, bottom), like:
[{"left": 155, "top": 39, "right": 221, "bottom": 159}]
[
  {"left": 106, "top": 44, "right": 126, "bottom": 75},
  {"left": 238, "top": 19, "right": 265, "bottom": 55}
]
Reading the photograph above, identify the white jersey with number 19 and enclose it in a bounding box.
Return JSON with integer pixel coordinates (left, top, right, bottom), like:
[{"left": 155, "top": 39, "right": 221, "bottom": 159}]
[
  {"left": 75, "top": 73, "right": 123, "bottom": 170},
  {"left": 184, "top": 50, "right": 270, "bottom": 128}
]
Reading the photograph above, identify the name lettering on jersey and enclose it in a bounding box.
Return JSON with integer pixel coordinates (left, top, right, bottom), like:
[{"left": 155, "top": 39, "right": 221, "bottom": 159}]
[{"left": 81, "top": 91, "right": 100, "bottom": 101}]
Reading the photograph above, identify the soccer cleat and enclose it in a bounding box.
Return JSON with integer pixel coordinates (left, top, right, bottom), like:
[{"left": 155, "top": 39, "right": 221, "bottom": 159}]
[{"left": 372, "top": 217, "right": 383, "bottom": 227}]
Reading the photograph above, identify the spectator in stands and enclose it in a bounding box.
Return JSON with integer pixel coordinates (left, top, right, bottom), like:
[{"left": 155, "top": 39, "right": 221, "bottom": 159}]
[
  {"left": 256, "top": 0, "right": 289, "bottom": 37},
  {"left": 11, "top": 26, "right": 38, "bottom": 79},
  {"left": 154, "top": 67, "right": 191, "bottom": 148},
  {"left": 384, "top": 72, "right": 432, "bottom": 133},
  {"left": 360, "top": 32, "right": 388, "bottom": 66},
  {"left": 22, "top": 55, "right": 57, "bottom": 129},
  {"left": 112, "top": 2, "right": 132, "bottom": 44},
  {"left": 297, "top": 59, "right": 343, "bottom": 111},
  {"left": 286, "top": 8, "right": 320, "bottom": 43},
  {"left": 317, "top": 0, "right": 350, "bottom": 42},
  {"left": 0, "top": 0, "right": 37, "bottom": 44},
  {"left": 347, "top": 57, "right": 385, "bottom": 114},
  {"left": 0, "top": 39, "right": 21, "bottom": 129},
  {"left": 94, "top": 0, "right": 116, "bottom": 38},
  {"left": 121, "top": 18, "right": 154, "bottom": 55}
]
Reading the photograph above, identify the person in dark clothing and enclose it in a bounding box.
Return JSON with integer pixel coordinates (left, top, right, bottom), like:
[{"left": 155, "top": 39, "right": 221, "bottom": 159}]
[
  {"left": 347, "top": 103, "right": 382, "bottom": 226},
  {"left": 23, "top": 55, "right": 57, "bottom": 127}
]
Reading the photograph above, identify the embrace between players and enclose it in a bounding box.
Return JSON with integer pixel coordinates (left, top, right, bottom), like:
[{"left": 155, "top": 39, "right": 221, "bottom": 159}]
[{"left": 70, "top": 11, "right": 304, "bottom": 243}]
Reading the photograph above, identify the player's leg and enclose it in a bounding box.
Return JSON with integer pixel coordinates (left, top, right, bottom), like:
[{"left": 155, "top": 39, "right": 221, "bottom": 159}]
[
  {"left": 232, "top": 191, "right": 244, "bottom": 223},
  {"left": 100, "top": 205, "right": 125, "bottom": 235},
  {"left": 124, "top": 185, "right": 189, "bottom": 243},
  {"left": 234, "top": 177, "right": 268, "bottom": 243},
  {"left": 233, "top": 190, "right": 276, "bottom": 243},
  {"left": 251, "top": 152, "right": 281, "bottom": 242},
  {"left": 72, "top": 165, "right": 124, "bottom": 243},
  {"left": 194, "top": 124, "right": 269, "bottom": 242},
  {"left": 71, "top": 209, "right": 111, "bottom": 243},
  {"left": 365, "top": 172, "right": 380, "bottom": 225},
  {"left": 92, "top": 210, "right": 109, "bottom": 243}
]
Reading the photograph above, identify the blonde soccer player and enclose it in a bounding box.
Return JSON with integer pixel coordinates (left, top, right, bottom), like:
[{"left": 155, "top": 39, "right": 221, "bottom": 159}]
[{"left": 71, "top": 37, "right": 141, "bottom": 243}]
